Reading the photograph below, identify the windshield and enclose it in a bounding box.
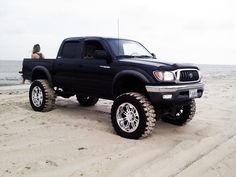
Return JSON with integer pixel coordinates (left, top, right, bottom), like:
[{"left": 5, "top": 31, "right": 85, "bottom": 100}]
[{"left": 107, "top": 39, "right": 153, "bottom": 59}]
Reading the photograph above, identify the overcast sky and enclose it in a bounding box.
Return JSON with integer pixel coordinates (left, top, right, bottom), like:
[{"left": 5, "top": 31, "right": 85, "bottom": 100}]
[{"left": 0, "top": 0, "right": 236, "bottom": 64}]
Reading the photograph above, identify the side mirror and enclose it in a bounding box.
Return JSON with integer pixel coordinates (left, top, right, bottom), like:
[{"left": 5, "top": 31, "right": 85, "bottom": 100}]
[{"left": 151, "top": 53, "right": 156, "bottom": 59}]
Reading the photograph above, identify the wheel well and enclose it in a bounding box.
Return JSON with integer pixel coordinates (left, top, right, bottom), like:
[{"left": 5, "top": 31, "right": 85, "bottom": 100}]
[
  {"left": 114, "top": 76, "right": 148, "bottom": 98},
  {"left": 32, "top": 70, "right": 48, "bottom": 81}
]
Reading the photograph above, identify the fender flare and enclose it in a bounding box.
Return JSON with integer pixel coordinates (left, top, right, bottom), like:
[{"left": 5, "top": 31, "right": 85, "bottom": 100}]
[
  {"left": 112, "top": 70, "right": 151, "bottom": 96},
  {"left": 31, "top": 66, "right": 53, "bottom": 87}
]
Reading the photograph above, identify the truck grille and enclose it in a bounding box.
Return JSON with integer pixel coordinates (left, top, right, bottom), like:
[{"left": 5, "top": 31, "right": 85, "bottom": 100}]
[{"left": 179, "top": 70, "right": 199, "bottom": 82}]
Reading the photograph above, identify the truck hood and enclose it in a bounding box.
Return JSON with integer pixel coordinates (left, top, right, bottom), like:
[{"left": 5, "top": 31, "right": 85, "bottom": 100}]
[{"left": 118, "top": 58, "right": 199, "bottom": 70}]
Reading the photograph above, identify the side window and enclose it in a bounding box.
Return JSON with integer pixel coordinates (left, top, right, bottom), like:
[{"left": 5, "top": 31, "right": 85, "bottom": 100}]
[
  {"left": 83, "top": 40, "right": 105, "bottom": 59},
  {"left": 61, "top": 41, "right": 81, "bottom": 59}
]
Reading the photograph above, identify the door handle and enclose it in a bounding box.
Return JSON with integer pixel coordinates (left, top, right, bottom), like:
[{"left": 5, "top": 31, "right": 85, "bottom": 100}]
[{"left": 99, "top": 65, "right": 110, "bottom": 69}]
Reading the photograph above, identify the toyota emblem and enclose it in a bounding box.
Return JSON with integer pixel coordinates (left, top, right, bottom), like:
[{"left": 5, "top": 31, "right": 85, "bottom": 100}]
[{"left": 189, "top": 73, "right": 193, "bottom": 78}]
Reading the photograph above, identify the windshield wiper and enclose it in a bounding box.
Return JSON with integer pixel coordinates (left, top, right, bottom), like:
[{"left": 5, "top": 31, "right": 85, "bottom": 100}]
[
  {"left": 116, "top": 55, "right": 136, "bottom": 59},
  {"left": 117, "top": 55, "right": 153, "bottom": 59},
  {"left": 136, "top": 55, "right": 152, "bottom": 58}
]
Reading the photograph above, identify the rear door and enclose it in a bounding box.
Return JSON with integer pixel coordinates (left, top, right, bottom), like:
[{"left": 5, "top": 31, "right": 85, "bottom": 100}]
[{"left": 53, "top": 40, "right": 82, "bottom": 91}]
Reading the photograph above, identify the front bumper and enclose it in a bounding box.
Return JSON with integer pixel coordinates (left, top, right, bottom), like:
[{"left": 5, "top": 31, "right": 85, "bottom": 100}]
[{"left": 145, "top": 83, "right": 204, "bottom": 103}]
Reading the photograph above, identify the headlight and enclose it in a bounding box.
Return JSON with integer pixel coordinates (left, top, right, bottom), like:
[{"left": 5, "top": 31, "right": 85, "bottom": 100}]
[{"left": 153, "top": 71, "right": 175, "bottom": 81}]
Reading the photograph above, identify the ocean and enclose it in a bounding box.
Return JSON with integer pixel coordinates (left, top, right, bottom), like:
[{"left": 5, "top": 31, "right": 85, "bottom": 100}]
[
  {"left": 0, "top": 60, "right": 236, "bottom": 86},
  {"left": 0, "top": 60, "right": 23, "bottom": 86}
]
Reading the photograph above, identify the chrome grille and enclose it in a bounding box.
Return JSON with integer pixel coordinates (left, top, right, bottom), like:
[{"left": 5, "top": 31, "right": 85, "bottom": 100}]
[{"left": 179, "top": 70, "right": 199, "bottom": 82}]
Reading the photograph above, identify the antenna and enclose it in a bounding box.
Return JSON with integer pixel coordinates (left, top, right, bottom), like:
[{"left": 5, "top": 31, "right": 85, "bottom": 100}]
[
  {"left": 117, "top": 18, "right": 120, "bottom": 55},
  {"left": 117, "top": 18, "right": 119, "bottom": 39}
]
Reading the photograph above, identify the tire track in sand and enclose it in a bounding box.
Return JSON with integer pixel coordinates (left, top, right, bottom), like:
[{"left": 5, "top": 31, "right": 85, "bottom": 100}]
[{"left": 107, "top": 130, "right": 236, "bottom": 177}]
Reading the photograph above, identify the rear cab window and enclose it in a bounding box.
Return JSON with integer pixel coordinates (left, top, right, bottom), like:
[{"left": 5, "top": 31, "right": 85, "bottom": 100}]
[{"left": 60, "top": 41, "right": 82, "bottom": 59}]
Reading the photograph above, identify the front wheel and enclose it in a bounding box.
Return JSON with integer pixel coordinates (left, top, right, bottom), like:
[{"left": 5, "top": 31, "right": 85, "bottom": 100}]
[
  {"left": 111, "top": 92, "right": 157, "bottom": 139},
  {"left": 161, "top": 99, "right": 196, "bottom": 126},
  {"left": 76, "top": 95, "right": 99, "bottom": 106},
  {"left": 29, "top": 79, "right": 56, "bottom": 112}
]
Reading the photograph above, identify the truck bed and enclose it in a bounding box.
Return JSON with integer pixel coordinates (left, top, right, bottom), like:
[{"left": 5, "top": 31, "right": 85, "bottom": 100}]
[{"left": 23, "top": 59, "right": 55, "bottom": 81}]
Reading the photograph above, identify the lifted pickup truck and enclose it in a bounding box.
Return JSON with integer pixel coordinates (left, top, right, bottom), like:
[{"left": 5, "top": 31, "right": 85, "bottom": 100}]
[{"left": 22, "top": 36, "right": 204, "bottom": 139}]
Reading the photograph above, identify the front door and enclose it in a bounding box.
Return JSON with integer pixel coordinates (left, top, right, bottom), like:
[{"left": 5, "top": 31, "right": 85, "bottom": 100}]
[{"left": 76, "top": 39, "right": 114, "bottom": 98}]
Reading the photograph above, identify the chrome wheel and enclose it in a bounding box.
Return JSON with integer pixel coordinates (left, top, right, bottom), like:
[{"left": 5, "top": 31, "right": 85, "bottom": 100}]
[
  {"left": 116, "top": 102, "right": 140, "bottom": 133},
  {"left": 176, "top": 107, "right": 184, "bottom": 117},
  {"left": 31, "top": 86, "right": 43, "bottom": 107}
]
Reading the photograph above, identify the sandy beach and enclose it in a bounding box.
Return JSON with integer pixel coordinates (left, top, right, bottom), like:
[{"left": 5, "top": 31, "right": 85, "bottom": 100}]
[{"left": 1, "top": 68, "right": 236, "bottom": 177}]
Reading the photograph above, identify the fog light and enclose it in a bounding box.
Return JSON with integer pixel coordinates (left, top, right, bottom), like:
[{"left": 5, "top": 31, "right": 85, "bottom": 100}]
[{"left": 162, "top": 94, "right": 172, "bottom": 99}]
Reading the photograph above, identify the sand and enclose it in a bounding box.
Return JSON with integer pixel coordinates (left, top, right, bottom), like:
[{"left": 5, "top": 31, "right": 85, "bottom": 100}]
[{"left": 1, "top": 69, "right": 236, "bottom": 177}]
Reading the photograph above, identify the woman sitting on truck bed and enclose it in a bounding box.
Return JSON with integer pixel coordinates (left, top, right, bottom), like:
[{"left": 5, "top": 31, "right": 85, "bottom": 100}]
[{"left": 31, "top": 44, "right": 45, "bottom": 59}]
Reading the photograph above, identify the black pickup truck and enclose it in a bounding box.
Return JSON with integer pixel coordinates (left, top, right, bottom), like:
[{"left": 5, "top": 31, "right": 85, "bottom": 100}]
[{"left": 22, "top": 36, "right": 204, "bottom": 139}]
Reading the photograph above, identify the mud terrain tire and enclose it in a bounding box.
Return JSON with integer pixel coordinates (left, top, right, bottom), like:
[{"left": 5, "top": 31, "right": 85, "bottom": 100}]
[
  {"left": 161, "top": 99, "right": 196, "bottom": 125},
  {"left": 111, "top": 92, "right": 157, "bottom": 139},
  {"left": 29, "top": 79, "right": 56, "bottom": 112}
]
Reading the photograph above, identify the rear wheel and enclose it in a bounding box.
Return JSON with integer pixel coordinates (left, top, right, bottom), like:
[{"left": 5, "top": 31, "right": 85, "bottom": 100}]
[
  {"left": 29, "top": 79, "right": 56, "bottom": 112},
  {"left": 161, "top": 99, "right": 196, "bottom": 125},
  {"left": 76, "top": 95, "right": 99, "bottom": 106},
  {"left": 111, "top": 92, "right": 157, "bottom": 139}
]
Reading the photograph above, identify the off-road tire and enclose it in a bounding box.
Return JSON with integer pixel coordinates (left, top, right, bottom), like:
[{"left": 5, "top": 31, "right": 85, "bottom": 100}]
[
  {"left": 76, "top": 95, "right": 99, "bottom": 106},
  {"left": 161, "top": 99, "right": 196, "bottom": 126},
  {"left": 111, "top": 92, "right": 157, "bottom": 139},
  {"left": 29, "top": 79, "right": 56, "bottom": 112}
]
